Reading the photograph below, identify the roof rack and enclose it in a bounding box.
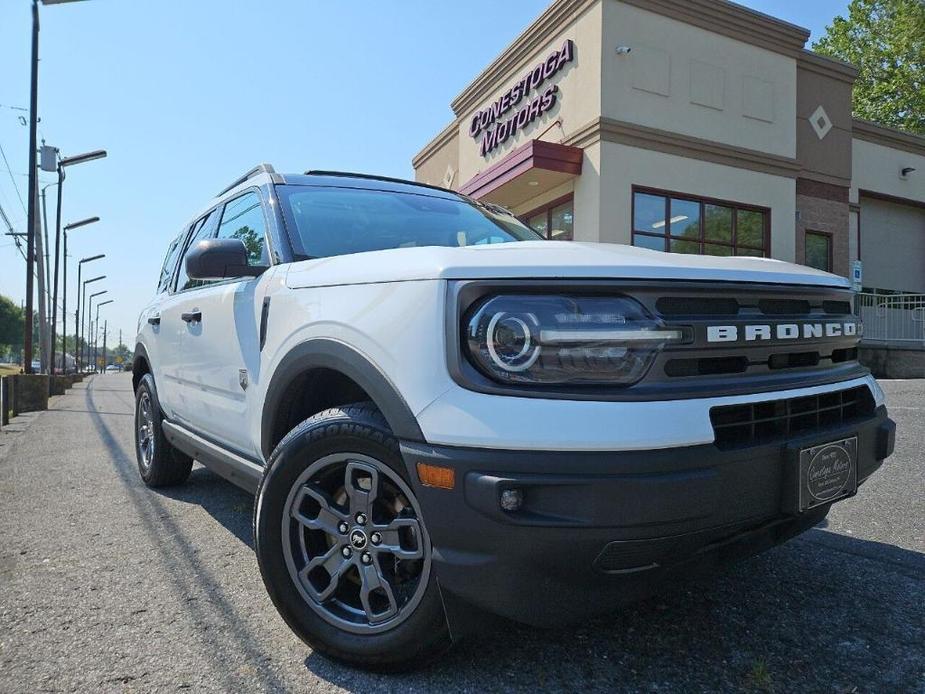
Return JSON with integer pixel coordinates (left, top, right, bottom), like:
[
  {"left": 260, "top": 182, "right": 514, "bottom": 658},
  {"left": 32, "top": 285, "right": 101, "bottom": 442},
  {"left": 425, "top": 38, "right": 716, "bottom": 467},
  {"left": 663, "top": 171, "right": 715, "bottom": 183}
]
[
  {"left": 217, "top": 163, "right": 276, "bottom": 197},
  {"left": 303, "top": 170, "right": 455, "bottom": 195}
]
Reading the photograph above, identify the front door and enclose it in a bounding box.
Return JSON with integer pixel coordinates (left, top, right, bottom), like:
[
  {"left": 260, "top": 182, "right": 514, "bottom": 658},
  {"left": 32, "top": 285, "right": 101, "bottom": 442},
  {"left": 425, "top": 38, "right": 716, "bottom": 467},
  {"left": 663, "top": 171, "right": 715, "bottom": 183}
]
[{"left": 170, "top": 190, "right": 273, "bottom": 458}]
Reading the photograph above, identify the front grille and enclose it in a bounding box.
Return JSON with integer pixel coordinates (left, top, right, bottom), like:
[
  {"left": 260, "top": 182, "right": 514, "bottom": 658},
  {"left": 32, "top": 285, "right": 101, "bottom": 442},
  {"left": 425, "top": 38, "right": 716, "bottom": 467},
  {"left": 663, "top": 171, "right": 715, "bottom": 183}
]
[
  {"left": 710, "top": 385, "right": 876, "bottom": 449},
  {"left": 642, "top": 284, "right": 864, "bottom": 386}
]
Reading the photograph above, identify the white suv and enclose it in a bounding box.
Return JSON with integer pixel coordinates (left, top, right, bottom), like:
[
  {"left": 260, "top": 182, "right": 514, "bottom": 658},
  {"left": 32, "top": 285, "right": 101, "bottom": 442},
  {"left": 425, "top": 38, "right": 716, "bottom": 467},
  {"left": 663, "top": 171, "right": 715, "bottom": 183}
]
[{"left": 133, "top": 164, "right": 895, "bottom": 670}]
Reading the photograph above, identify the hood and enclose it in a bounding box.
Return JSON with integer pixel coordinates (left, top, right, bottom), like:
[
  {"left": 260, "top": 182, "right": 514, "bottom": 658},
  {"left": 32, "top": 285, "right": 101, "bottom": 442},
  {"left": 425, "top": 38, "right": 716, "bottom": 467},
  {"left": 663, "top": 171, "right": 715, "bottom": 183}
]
[{"left": 285, "top": 241, "right": 850, "bottom": 289}]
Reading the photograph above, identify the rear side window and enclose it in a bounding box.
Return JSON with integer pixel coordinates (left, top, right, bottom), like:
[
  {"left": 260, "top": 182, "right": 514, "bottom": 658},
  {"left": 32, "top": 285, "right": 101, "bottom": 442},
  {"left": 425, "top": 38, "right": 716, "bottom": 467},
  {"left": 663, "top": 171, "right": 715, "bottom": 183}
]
[
  {"left": 157, "top": 234, "right": 184, "bottom": 293},
  {"left": 216, "top": 191, "right": 268, "bottom": 266},
  {"left": 175, "top": 209, "right": 219, "bottom": 292}
]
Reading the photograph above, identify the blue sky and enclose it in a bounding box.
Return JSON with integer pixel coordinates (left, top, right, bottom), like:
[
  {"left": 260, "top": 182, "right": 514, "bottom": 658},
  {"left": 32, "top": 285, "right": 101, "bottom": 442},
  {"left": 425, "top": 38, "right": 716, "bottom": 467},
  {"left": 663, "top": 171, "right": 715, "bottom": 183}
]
[{"left": 0, "top": 0, "right": 849, "bottom": 344}]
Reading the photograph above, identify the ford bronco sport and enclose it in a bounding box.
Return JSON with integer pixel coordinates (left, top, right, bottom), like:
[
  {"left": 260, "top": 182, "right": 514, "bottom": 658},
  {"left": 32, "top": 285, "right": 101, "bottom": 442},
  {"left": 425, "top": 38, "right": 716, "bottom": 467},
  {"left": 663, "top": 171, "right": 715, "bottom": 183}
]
[{"left": 133, "top": 164, "right": 895, "bottom": 670}]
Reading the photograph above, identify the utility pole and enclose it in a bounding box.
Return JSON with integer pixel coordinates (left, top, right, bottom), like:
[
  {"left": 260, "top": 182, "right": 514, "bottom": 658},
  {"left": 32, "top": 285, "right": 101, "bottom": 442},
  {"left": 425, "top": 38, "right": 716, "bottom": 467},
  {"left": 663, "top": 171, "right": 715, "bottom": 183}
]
[
  {"left": 102, "top": 320, "right": 107, "bottom": 373},
  {"left": 23, "top": 0, "right": 39, "bottom": 374},
  {"left": 34, "top": 183, "right": 48, "bottom": 373}
]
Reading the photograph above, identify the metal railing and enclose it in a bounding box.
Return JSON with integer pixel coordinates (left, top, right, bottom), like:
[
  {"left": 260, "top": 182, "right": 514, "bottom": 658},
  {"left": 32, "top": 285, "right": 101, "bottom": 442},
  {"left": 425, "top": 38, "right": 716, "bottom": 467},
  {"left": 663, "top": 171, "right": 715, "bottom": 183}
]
[{"left": 856, "top": 292, "right": 925, "bottom": 345}]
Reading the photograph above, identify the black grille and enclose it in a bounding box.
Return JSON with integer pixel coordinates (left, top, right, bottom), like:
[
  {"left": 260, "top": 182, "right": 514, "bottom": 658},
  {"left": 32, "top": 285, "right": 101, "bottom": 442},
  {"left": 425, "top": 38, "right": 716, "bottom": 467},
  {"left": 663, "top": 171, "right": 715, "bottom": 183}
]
[{"left": 710, "top": 386, "right": 876, "bottom": 449}]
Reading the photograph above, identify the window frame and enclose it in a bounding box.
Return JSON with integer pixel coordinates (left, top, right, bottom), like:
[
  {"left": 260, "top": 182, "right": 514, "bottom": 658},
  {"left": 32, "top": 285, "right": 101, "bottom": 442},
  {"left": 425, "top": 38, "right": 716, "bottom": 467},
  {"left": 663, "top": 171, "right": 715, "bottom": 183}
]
[
  {"left": 631, "top": 186, "right": 771, "bottom": 256},
  {"left": 156, "top": 233, "right": 185, "bottom": 294},
  {"left": 804, "top": 229, "right": 833, "bottom": 273},
  {"left": 215, "top": 189, "right": 272, "bottom": 267},
  {"left": 522, "top": 194, "right": 574, "bottom": 240},
  {"left": 171, "top": 187, "right": 273, "bottom": 294}
]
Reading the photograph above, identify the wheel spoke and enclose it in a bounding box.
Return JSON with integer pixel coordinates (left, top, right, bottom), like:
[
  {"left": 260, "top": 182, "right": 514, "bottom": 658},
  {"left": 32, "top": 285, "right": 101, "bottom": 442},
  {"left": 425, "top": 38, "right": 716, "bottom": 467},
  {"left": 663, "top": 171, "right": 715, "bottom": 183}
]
[
  {"left": 358, "top": 558, "right": 398, "bottom": 623},
  {"left": 373, "top": 517, "right": 424, "bottom": 560},
  {"left": 344, "top": 461, "right": 380, "bottom": 515},
  {"left": 290, "top": 484, "right": 348, "bottom": 536},
  {"left": 300, "top": 545, "right": 349, "bottom": 602}
]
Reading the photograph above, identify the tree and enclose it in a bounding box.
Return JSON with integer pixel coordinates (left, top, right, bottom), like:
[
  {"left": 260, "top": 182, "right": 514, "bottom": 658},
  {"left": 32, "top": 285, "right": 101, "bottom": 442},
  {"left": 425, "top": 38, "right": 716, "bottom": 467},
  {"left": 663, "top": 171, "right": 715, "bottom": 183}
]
[
  {"left": 813, "top": 0, "right": 925, "bottom": 134},
  {"left": 0, "top": 294, "right": 24, "bottom": 357}
]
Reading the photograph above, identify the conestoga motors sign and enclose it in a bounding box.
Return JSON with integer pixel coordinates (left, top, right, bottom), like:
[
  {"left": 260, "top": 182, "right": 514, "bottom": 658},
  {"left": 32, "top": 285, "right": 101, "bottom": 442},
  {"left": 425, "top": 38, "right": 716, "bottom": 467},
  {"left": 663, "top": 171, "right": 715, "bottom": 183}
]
[{"left": 469, "top": 39, "right": 575, "bottom": 157}]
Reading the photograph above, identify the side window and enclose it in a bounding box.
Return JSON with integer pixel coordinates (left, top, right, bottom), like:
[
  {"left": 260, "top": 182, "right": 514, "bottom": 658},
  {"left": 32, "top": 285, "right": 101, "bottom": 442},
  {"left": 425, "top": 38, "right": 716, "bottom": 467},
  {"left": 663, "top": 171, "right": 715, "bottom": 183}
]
[
  {"left": 157, "top": 234, "right": 183, "bottom": 293},
  {"left": 175, "top": 209, "right": 219, "bottom": 292},
  {"left": 216, "top": 191, "right": 268, "bottom": 266}
]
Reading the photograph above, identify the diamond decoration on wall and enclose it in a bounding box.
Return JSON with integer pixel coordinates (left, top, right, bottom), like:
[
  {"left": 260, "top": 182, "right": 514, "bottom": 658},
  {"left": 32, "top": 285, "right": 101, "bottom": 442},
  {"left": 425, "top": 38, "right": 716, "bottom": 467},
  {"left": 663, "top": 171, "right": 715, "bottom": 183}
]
[
  {"left": 442, "top": 165, "right": 456, "bottom": 188},
  {"left": 810, "top": 105, "right": 833, "bottom": 140}
]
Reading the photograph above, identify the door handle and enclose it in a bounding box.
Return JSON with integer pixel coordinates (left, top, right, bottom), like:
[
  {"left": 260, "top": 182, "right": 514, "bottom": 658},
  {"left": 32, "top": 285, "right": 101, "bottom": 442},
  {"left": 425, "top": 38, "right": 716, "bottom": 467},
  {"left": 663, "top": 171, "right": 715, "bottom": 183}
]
[
  {"left": 147, "top": 314, "right": 161, "bottom": 326},
  {"left": 181, "top": 309, "right": 202, "bottom": 324}
]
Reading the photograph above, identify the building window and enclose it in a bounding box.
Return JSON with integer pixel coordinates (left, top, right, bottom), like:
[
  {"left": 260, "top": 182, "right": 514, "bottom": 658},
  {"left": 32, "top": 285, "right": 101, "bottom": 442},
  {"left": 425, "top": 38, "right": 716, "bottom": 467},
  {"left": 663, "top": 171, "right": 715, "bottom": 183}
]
[
  {"left": 632, "top": 188, "right": 769, "bottom": 256},
  {"left": 525, "top": 196, "right": 573, "bottom": 240},
  {"left": 804, "top": 231, "right": 832, "bottom": 272}
]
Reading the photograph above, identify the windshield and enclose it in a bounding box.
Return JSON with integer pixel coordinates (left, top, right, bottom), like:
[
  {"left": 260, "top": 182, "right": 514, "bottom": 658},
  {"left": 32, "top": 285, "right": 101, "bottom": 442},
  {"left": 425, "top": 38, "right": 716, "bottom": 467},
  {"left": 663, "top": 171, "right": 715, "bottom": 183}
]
[{"left": 276, "top": 185, "right": 542, "bottom": 260}]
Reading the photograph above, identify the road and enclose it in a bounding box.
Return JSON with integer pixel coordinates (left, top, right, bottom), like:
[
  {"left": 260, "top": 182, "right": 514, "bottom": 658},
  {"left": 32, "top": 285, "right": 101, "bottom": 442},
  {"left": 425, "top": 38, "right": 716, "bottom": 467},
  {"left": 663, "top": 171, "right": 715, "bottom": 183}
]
[{"left": 1, "top": 374, "right": 922, "bottom": 693}]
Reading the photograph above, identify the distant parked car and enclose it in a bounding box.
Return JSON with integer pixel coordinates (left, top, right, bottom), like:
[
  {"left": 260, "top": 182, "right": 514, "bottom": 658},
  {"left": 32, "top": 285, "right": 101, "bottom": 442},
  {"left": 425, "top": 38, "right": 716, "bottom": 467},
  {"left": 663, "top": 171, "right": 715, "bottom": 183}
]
[{"left": 106, "top": 364, "right": 121, "bottom": 373}]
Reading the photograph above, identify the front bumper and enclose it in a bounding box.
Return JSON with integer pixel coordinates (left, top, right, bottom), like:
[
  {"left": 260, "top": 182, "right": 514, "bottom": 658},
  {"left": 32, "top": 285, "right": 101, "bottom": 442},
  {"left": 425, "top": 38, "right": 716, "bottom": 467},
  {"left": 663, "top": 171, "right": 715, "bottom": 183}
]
[{"left": 399, "top": 407, "right": 895, "bottom": 626}]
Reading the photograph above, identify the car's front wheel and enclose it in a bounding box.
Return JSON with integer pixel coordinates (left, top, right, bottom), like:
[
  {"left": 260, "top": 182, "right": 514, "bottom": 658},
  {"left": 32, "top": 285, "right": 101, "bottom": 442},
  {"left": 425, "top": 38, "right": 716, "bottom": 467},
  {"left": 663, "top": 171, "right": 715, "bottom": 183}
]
[{"left": 254, "top": 403, "right": 450, "bottom": 670}]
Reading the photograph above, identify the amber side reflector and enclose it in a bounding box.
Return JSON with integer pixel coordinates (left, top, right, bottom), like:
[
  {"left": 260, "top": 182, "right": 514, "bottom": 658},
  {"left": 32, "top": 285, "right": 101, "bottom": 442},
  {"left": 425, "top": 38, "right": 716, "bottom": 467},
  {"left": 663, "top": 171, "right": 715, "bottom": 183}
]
[{"left": 417, "top": 462, "right": 455, "bottom": 490}]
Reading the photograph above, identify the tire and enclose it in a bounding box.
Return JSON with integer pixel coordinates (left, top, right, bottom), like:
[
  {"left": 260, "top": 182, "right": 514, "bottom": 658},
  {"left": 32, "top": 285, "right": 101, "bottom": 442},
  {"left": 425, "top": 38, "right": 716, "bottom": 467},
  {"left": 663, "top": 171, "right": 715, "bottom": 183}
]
[
  {"left": 254, "top": 403, "right": 451, "bottom": 671},
  {"left": 134, "top": 373, "right": 193, "bottom": 487}
]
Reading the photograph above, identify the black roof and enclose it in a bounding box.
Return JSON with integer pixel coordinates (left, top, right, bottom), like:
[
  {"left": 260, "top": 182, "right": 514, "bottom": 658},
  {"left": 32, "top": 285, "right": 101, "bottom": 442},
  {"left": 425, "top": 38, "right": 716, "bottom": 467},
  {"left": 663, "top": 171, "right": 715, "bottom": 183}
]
[{"left": 279, "top": 170, "right": 462, "bottom": 201}]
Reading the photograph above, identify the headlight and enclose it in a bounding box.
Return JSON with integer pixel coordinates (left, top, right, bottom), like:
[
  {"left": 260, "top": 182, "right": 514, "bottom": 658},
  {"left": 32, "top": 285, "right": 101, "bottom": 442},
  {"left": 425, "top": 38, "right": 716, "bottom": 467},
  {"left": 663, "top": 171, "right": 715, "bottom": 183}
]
[{"left": 465, "top": 294, "right": 683, "bottom": 385}]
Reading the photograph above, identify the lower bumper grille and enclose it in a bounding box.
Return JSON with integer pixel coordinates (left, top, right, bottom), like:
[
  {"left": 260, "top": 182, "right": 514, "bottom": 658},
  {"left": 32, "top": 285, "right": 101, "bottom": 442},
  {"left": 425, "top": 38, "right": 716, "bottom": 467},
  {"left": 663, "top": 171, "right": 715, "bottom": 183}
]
[{"left": 709, "top": 385, "right": 876, "bottom": 449}]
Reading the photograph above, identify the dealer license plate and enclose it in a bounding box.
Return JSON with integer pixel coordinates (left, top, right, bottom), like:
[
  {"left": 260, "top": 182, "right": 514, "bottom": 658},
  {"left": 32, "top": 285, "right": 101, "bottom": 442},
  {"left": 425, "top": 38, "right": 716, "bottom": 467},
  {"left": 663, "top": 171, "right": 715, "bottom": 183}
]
[{"left": 797, "top": 436, "right": 858, "bottom": 512}]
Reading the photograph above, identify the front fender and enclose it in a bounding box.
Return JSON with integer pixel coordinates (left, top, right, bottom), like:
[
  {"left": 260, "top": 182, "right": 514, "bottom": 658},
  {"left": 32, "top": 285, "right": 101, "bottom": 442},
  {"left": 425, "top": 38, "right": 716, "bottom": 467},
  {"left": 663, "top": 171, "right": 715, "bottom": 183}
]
[{"left": 260, "top": 338, "right": 426, "bottom": 460}]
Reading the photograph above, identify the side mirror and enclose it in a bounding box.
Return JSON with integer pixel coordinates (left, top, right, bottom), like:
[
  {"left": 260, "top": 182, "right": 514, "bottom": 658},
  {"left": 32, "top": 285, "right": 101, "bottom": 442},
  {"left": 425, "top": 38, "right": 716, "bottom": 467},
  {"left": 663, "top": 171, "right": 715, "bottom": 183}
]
[{"left": 185, "top": 239, "right": 267, "bottom": 280}]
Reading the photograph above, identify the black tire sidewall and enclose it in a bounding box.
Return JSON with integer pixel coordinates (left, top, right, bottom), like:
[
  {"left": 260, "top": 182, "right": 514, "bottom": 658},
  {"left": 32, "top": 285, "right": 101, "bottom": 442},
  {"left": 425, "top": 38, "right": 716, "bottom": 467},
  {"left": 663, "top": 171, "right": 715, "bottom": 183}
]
[
  {"left": 254, "top": 408, "right": 449, "bottom": 670},
  {"left": 134, "top": 373, "right": 192, "bottom": 486}
]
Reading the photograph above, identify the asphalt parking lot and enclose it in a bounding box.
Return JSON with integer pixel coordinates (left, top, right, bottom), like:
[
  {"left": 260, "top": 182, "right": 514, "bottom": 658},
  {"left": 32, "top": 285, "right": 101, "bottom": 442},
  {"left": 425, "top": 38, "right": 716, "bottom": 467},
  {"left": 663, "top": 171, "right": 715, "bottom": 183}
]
[{"left": 0, "top": 374, "right": 922, "bottom": 693}]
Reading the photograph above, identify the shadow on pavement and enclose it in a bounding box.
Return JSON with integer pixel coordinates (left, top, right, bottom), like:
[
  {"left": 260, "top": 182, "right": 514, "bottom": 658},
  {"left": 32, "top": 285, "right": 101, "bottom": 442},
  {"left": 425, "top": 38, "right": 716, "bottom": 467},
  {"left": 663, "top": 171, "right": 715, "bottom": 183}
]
[
  {"left": 83, "top": 379, "right": 285, "bottom": 693},
  {"left": 82, "top": 376, "right": 923, "bottom": 692},
  {"left": 302, "top": 522, "right": 924, "bottom": 691},
  {"left": 156, "top": 466, "right": 256, "bottom": 549}
]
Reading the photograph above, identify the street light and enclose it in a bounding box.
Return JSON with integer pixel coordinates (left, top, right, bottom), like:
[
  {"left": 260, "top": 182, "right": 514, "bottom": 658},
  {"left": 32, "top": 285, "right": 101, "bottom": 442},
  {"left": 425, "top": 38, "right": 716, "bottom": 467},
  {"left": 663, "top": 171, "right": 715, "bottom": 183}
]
[
  {"left": 75, "top": 256, "right": 103, "bottom": 373},
  {"left": 50, "top": 146, "right": 107, "bottom": 374},
  {"left": 81, "top": 277, "right": 105, "bottom": 372},
  {"left": 94, "top": 299, "right": 113, "bottom": 373},
  {"left": 23, "top": 0, "right": 93, "bottom": 373},
  {"left": 56, "top": 217, "right": 100, "bottom": 372}
]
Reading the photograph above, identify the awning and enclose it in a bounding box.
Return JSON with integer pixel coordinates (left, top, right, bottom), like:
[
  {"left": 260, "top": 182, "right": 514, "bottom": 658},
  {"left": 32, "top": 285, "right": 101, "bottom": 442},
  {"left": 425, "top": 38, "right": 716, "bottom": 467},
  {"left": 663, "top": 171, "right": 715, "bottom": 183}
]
[{"left": 458, "top": 139, "right": 582, "bottom": 208}]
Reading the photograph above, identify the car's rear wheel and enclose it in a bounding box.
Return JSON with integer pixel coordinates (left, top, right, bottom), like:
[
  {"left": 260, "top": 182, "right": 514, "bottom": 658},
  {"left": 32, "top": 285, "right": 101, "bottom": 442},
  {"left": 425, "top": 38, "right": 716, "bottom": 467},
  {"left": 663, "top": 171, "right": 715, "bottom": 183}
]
[
  {"left": 134, "top": 373, "right": 193, "bottom": 487},
  {"left": 254, "top": 403, "right": 451, "bottom": 670}
]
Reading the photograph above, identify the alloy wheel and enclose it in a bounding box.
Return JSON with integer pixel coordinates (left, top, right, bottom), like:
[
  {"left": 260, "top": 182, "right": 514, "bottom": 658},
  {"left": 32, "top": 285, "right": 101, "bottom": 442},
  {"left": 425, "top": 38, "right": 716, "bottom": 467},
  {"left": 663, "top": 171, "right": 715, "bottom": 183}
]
[
  {"left": 281, "top": 453, "right": 431, "bottom": 634},
  {"left": 136, "top": 392, "right": 155, "bottom": 470}
]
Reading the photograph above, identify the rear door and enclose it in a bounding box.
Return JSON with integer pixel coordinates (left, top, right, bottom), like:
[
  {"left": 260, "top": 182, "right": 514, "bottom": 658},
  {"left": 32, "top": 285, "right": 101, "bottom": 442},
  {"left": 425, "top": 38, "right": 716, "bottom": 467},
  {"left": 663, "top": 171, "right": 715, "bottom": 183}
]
[
  {"left": 141, "top": 227, "right": 188, "bottom": 417},
  {"left": 171, "top": 190, "right": 272, "bottom": 457},
  {"left": 157, "top": 208, "right": 221, "bottom": 419}
]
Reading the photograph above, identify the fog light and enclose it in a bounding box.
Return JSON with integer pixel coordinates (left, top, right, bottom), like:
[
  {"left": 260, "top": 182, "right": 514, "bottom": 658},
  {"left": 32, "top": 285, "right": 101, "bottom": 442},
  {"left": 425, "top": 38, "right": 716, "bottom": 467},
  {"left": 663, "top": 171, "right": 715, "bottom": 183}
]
[{"left": 500, "top": 488, "right": 523, "bottom": 512}]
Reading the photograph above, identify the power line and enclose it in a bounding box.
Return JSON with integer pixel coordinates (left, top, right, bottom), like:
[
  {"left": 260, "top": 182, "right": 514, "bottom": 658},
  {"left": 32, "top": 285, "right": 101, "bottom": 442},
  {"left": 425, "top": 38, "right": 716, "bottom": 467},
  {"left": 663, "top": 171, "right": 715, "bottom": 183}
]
[{"left": 0, "top": 140, "right": 27, "bottom": 215}]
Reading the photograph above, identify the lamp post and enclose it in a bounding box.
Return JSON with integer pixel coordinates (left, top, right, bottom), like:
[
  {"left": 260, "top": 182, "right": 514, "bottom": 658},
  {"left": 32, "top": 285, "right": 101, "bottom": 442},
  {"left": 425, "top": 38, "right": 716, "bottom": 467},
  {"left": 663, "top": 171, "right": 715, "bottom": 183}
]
[
  {"left": 81, "top": 278, "right": 105, "bottom": 372},
  {"left": 94, "top": 299, "right": 113, "bottom": 373},
  {"left": 87, "top": 290, "right": 107, "bottom": 373},
  {"left": 57, "top": 218, "right": 99, "bottom": 372},
  {"left": 75, "top": 257, "right": 103, "bottom": 373},
  {"left": 23, "top": 0, "right": 93, "bottom": 374},
  {"left": 50, "top": 149, "right": 106, "bottom": 374}
]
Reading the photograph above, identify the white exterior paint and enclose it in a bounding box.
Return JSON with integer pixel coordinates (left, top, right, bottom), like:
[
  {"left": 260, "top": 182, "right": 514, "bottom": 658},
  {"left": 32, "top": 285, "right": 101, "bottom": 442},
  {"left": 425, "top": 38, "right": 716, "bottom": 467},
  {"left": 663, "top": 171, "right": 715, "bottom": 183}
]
[
  {"left": 139, "top": 214, "right": 863, "bottom": 461},
  {"left": 283, "top": 239, "right": 846, "bottom": 289}
]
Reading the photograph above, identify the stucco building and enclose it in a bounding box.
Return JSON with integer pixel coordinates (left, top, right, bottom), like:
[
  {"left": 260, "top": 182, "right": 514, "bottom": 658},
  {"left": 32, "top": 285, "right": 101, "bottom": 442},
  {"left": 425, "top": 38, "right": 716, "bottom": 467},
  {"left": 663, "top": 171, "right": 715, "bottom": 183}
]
[{"left": 413, "top": 0, "right": 925, "bottom": 294}]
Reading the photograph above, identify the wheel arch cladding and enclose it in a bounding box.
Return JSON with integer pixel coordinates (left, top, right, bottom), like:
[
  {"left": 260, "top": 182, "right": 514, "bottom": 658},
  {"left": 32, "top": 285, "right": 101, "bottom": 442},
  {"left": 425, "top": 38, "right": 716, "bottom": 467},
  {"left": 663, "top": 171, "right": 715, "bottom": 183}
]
[
  {"left": 132, "top": 343, "right": 151, "bottom": 393},
  {"left": 261, "top": 339, "right": 426, "bottom": 459}
]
